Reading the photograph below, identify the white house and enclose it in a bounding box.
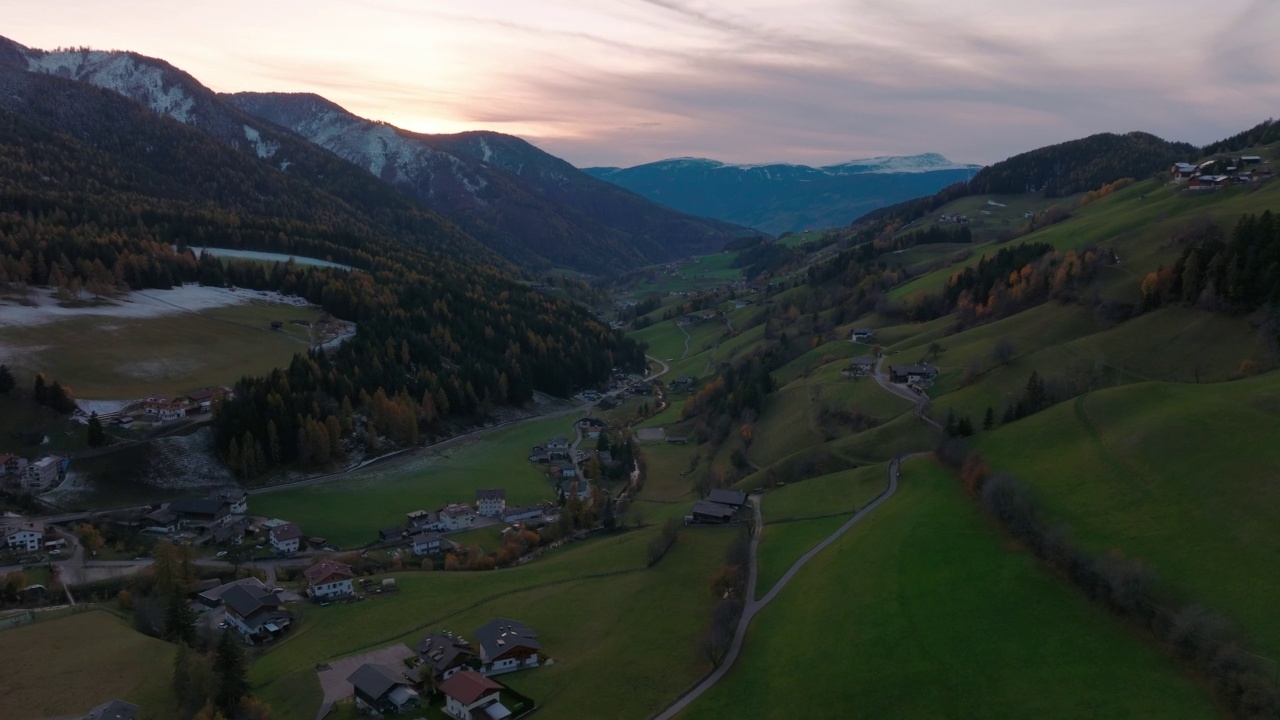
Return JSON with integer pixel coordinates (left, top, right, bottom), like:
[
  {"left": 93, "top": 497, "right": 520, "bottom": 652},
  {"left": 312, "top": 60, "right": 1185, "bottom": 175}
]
[
  {"left": 475, "top": 618, "right": 541, "bottom": 675},
  {"left": 2, "top": 520, "right": 43, "bottom": 552},
  {"left": 304, "top": 559, "right": 354, "bottom": 598},
  {"left": 850, "top": 328, "right": 875, "bottom": 343},
  {"left": 412, "top": 532, "right": 447, "bottom": 556},
  {"left": 440, "top": 670, "right": 508, "bottom": 720},
  {"left": 475, "top": 489, "right": 506, "bottom": 517},
  {"left": 442, "top": 504, "right": 475, "bottom": 531},
  {"left": 25, "top": 456, "right": 62, "bottom": 492},
  {"left": 269, "top": 522, "right": 303, "bottom": 554},
  {"left": 216, "top": 490, "right": 249, "bottom": 515}
]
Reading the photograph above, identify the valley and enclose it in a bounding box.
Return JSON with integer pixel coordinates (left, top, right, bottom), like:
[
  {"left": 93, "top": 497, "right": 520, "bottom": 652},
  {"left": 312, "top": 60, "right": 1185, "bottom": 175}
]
[{"left": 1, "top": 22, "right": 1279, "bottom": 720}]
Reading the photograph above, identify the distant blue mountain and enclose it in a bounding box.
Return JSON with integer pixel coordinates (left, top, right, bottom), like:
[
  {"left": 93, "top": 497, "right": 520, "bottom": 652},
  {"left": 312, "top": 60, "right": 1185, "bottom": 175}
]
[{"left": 584, "top": 154, "right": 982, "bottom": 235}]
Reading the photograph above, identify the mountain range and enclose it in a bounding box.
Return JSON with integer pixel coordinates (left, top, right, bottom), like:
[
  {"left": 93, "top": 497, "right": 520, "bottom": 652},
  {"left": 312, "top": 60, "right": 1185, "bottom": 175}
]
[
  {"left": 0, "top": 36, "right": 753, "bottom": 274},
  {"left": 585, "top": 154, "right": 981, "bottom": 235}
]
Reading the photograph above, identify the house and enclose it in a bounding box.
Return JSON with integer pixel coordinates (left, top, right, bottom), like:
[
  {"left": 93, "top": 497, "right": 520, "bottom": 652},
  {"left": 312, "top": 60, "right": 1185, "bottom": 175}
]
[
  {"left": 167, "top": 497, "right": 231, "bottom": 526},
  {"left": 379, "top": 526, "right": 406, "bottom": 543},
  {"left": 196, "top": 577, "right": 270, "bottom": 608},
  {"left": 214, "top": 490, "right": 249, "bottom": 515},
  {"left": 545, "top": 436, "right": 570, "bottom": 452},
  {"left": 549, "top": 461, "right": 577, "bottom": 480},
  {"left": 707, "top": 488, "right": 747, "bottom": 508},
  {"left": 442, "top": 504, "right": 476, "bottom": 531},
  {"left": 417, "top": 631, "right": 477, "bottom": 682},
  {"left": 1241, "top": 155, "right": 1264, "bottom": 166},
  {"left": 407, "top": 511, "right": 443, "bottom": 534},
  {"left": 140, "top": 508, "right": 184, "bottom": 534},
  {"left": 347, "top": 663, "right": 420, "bottom": 714},
  {"left": 440, "top": 670, "right": 508, "bottom": 720},
  {"left": 583, "top": 422, "right": 606, "bottom": 440},
  {"left": 304, "top": 559, "right": 355, "bottom": 598},
  {"left": 689, "top": 500, "right": 737, "bottom": 524},
  {"left": 1171, "top": 162, "right": 1199, "bottom": 181},
  {"left": 222, "top": 583, "right": 291, "bottom": 643},
  {"left": 268, "top": 522, "right": 303, "bottom": 554},
  {"left": 185, "top": 387, "right": 231, "bottom": 413},
  {"left": 0, "top": 453, "right": 14, "bottom": 478},
  {"left": 83, "top": 700, "right": 140, "bottom": 720},
  {"left": 842, "top": 356, "right": 875, "bottom": 378},
  {"left": 559, "top": 479, "right": 591, "bottom": 502},
  {"left": 211, "top": 518, "right": 249, "bottom": 546},
  {"left": 474, "top": 618, "right": 541, "bottom": 675},
  {"left": 2, "top": 520, "right": 44, "bottom": 552},
  {"left": 888, "top": 364, "right": 939, "bottom": 384},
  {"left": 24, "top": 455, "right": 64, "bottom": 491},
  {"left": 575, "top": 417, "right": 606, "bottom": 431},
  {"left": 850, "top": 328, "right": 875, "bottom": 342},
  {"left": 526, "top": 446, "right": 551, "bottom": 464},
  {"left": 668, "top": 376, "right": 695, "bottom": 390},
  {"left": 412, "top": 532, "right": 448, "bottom": 556},
  {"left": 475, "top": 489, "right": 506, "bottom": 517},
  {"left": 665, "top": 435, "right": 688, "bottom": 445},
  {"left": 142, "top": 396, "right": 189, "bottom": 422},
  {"left": 502, "top": 506, "right": 543, "bottom": 525},
  {"left": 1190, "top": 174, "right": 1231, "bottom": 190}
]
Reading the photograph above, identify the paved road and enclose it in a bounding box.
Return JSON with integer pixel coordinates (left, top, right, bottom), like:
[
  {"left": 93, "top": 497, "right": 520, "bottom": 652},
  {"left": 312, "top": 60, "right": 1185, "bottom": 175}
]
[
  {"left": 874, "top": 355, "right": 943, "bottom": 430},
  {"left": 654, "top": 457, "right": 906, "bottom": 720}
]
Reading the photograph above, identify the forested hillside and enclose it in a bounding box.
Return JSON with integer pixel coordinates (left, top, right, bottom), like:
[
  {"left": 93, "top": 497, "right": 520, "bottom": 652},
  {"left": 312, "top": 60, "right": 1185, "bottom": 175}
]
[{"left": 0, "top": 67, "right": 643, "bottom": 477}]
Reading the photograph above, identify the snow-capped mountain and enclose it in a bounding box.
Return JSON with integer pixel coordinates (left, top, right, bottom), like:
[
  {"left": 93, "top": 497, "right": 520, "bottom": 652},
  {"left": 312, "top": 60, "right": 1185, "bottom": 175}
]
[
  {"left": 227, "top": 92, "right": 751, "bottom": 272},
  {"left": 585, "top": 155, "right": 983, "bottom": 234}
]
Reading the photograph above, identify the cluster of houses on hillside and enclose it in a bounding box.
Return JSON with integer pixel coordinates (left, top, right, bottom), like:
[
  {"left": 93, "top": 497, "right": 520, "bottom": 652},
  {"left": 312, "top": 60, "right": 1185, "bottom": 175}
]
[
  {"left": 0, "top": 453, "right": 69, "bottom": 493},
  {"left": 122, "top": 387, "right": 233, "bottom": 427},
  {"left": 376, "top": 489, "right": 561, "bottom": 552},
  {"left": 889, "top": 363, "right": 939, "bottom": 390},
  {"left": 687, "top": 488, "right": 748, "bottom": 524},
  {"left": 343, "top": 618, "right": 543, "bottom": 717},
  {"left": 1172, "top": 155, "right": 1272, "bottom": 190}
]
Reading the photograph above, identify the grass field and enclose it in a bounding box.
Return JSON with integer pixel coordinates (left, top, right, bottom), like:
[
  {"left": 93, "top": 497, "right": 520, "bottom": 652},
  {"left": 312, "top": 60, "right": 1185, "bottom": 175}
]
[
  {"left": 0, "top": 610, "right": 175, "bottom": 720},
  {"left": 760, "top": 464, "right": 888, "bottom": 522},
  {"left": 0, "top": 301, "right": 322, "bottom": 399},
  {"left": 682, "top": 457, "right": 1216, "bottom": 719},
  {"left": 977, "top": 374, "right": 1280, "bottom": 657},
  {"left": 252, "top": 524, "right": 738, "bottom": 720},
  {"left": 628, "top": 252, "right": 743, "bottom": 295},
  {"left": 251, "top": 415, "right": 575, "bottom": 548}
]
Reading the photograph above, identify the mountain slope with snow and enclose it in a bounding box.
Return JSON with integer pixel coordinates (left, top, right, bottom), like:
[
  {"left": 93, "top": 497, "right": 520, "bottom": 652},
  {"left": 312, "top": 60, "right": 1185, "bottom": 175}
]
[
  {"left": 585, "top": 155, "right": 981, "bottom": 234},
  {"left": 227, "top": 92, "right": 753, "bottom": 272}
]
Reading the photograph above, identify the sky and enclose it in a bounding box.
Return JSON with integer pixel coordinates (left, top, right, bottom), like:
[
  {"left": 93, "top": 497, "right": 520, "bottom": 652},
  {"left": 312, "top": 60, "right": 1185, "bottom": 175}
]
[{"left": 4, "top": 0, "right": 1280, "bottom": 167}]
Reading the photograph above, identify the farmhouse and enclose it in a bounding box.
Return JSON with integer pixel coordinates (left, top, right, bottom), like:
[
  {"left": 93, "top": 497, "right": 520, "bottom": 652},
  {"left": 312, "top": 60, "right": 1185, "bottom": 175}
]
[
  {"left": 167, "top": 496, "right": 231, "bottom": 526},
  {"left": 666, "top": 435, "right": 689, "bottom": 445},
  {"left": 185, "top": 387, "right": 231, "bottom": 413},
  {"left": 546, "top": 436, "right": 570, "bottom": 452},
  {"left": 559, "top": 478, "right": 590, "bottom": 501},
  {"left": 411, "top": 532, "right": 448, "bottom": 556},
  {"left": 223, "top": 583, "right": 292, "bottom": 644},
  {"left": 142, "top": 396, "right": 190, "bottom": 422},
  {"left": 475, "top": 617, "right": 541, "bottom": 675},
  {"left": 689, "top": 500, "right": 737, "bottom": 524},
  {"left": 707, "top": 488, "right": 747, "bottom": 508},
  {"left": 850, "top": 328, "right": 875, "bottom": 342},
  {"left": 1190, "top": 174, "right": 1231, "bottom": 190},
  {"left": 214, "top": 489, "right": 249, "bottom": 515},
  {"left": 304, "top": 559, "right": 355, "bottom": 598},
  {"left": 888, "top": 364, "right": 939, "bottom": 384},
  {"left": 196, "top": 576, "right": 270, "bottom": 608},
  {"left": 82, "top": 700, "right": 140, "bottom": 720},
  {"left": 1171, "top": 162, "right": 1199, "bottom": 181},
  {"left": 140, "top": 508, "right": 184, "bottom": 534},
  {"left": 269, "top": 521, "right": 303, "bottom": 554},
  {"left": 2, "top": 519, "right": 44, "bottom": 552},
  {"left": 442, "top": 504, "right": 476, "bottom": 530},
  {"left": 440, "top": 670, "right": 508, "bottom": 720},
  {"left": 417, "top": 631, "right": 477, "bottom": 682},
  {"left": 550, "top": 461, "right": 577, "bottom": 479},
  {"left": 475, "top": 488, "right": 507, "bottom": 517},
  {"left": 347, "top": 663, "right": 420, "bottom": 714},
  {"left": 842, "top": 356, "right": 876, "bottom": 378},
  {"left": 407, "top": 510, "right": 442, "bottom": 533}
]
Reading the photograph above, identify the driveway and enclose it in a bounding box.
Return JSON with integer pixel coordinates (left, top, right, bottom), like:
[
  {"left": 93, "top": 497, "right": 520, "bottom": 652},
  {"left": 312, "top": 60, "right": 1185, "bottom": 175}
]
[{"left": 315, "top": 643, "right": 415, "bottom": 720}]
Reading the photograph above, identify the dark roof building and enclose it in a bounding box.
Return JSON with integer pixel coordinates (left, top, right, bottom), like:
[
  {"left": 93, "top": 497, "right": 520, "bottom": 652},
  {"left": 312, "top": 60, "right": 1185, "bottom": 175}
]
[
  {"left": 347, "top": 663, "right": 419, "bottom": 713},
  {"left": 166, "top": 497, "right": 229, "bottom": 522},
  {"left": 196, "top": 576, "right": 268, "bottom": 608},
  {"left": 475, "top": 617, "right": 542, "bottom": 670},
  {"left": 83, "top": 700, "right": 140, "bottom": 720},
  {"left": 690, "top": 501, "right": 736, "bottom": 523},
  {"left": 417, "top": 631, "right": 477, "bottom": 680},
  {"left": 707, "top": 488, "right": 747, "bottom": 508}
]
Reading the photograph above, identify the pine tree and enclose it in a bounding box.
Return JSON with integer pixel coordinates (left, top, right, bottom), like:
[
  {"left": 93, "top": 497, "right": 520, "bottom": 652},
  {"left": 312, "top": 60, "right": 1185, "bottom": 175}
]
[
  {"left": 266, "top": 420, "right": 282, "bottom": 464},
  {"left": 983, "top": 406, "right": 995, "bottom": 431},
  {"left": 214, "top": 628, "right": 249, "bottom": 714},
  {"left": 164, "top": 591, "right": 196, "bottom": 645},
  {"left": 0, "top": 364, "right": 14, "bottom": 394},
  {"left": 87, "top": 412, "right": 106, "bottom": 447},
  {"left": 33, "top": 373, "right": 48, "bottom": 405},
  {"left": 173, "top": 641, "right": 191, "bottom": 701}
]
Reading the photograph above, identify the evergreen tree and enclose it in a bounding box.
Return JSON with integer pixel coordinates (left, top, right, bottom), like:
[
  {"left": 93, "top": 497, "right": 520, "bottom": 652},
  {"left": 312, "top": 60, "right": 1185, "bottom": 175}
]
[
  {"left": 983, "top": 405, "right": 995, "bottom": 431},
  {"left": 87, "top": 412, "right": 106, "bottom": 447},
  {"left": 164, "top": 592, "right": 197, "bottom": 645},
  {"left": 214, "top": 629, "right": 249, "bottom": 714},
  {"left": 173, "top": 641, "right": 191, "bottom": 701},
  {"left": 33, "top": 373, "right": 48, "bottom": 405},
  {"left": 0, "top": 364, "right": 14, "bottom": 394}
]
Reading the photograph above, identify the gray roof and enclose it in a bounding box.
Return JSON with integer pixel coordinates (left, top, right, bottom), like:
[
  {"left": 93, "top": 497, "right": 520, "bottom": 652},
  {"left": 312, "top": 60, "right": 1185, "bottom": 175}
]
[
  {"left": 476, "top": 488, "right": 506, "bottom": 501},
  {"left": 475, "top": 617, "right": 541, "bottom": 660},
  {"left": 222, "top": 584, "right": 280, "bottom": 620},
  {"left": 346, "top": 663, "right": 408, "bottom": 700},
  {"left": 417, "top": 631, "right": 475, "bottom": 674},
  {"left": 691, "top": 501, "right": 736, "bottom": 520},
  {"left": 889, "top": 363, "right": 938, "bottom": 376},
  {"left": 167, "top": 497, "right": 227, "bottom": 517},
  {"left": 197, "top": 577, "right": 266, "bottom": 606},
  {"left": 707, "top": 488, "right": 747, "bottom": 507},
  {"left": 84, "top": 700, "right": 139, "bottom": 720},
  {"left": 851, "top": 355, "right": 875, "bottom": 366}
]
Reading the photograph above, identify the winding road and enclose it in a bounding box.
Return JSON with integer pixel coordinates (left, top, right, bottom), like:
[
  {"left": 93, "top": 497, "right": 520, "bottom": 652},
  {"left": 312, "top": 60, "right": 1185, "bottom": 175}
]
[
  {"left": 654, "top": 456, "right": 908, "bottom": 720},
  {"left": 874, "top": 355, "right": 943, "bottom": 430}
]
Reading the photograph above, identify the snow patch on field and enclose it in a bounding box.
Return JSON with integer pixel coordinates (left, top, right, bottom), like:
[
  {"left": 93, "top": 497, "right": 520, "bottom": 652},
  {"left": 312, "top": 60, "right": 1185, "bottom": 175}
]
[{"left": 0, "top": 284, "right": 304, "bottom": 329}]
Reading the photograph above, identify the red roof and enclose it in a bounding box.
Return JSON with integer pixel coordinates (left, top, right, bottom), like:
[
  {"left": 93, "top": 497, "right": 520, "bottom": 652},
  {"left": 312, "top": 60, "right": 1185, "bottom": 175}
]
[
  {"left": 304, "top": 559, "right": 353, "bottom": 586},
  {"left": 270, "top": 522, "right": 303, "bottom": 541},
  {"left": 439, "top": 670, "right": 502, "bottom": 705}
]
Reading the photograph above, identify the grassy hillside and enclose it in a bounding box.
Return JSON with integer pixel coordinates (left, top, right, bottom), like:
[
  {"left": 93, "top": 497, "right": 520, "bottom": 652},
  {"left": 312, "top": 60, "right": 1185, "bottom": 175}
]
[
  {"left": 977, "top": 375, "right": 1280, "bottom": 656},
  {"left": 0, "top": 610, "right": 174, "bottom": 720},
  {"left": 682, "top": 458, "right": 1216, "bottom": 719}
]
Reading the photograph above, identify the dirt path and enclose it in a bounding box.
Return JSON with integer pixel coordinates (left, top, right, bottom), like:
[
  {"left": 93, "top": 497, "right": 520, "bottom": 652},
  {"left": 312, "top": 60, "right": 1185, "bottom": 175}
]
[
  {"left": 874, "top": 356, "right": 943, "bottom": 430},
  {"left": 654, "top": 457, "right": 907, "bottom": 719},
  {"left": 677, "top": 322, "right": 691, "bottom": 360}
]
